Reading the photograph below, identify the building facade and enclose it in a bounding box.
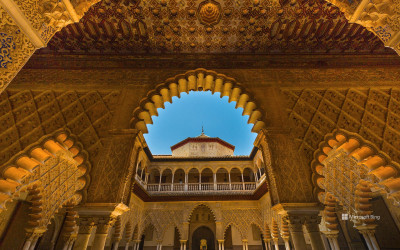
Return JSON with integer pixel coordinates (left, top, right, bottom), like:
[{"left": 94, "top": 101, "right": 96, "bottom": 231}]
[{"left": 1, "top": 0, "right": 400, "bottom": 250}]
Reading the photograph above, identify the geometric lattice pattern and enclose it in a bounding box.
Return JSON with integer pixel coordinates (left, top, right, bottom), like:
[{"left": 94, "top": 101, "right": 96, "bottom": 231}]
[
  {"left": 222, "top": 208, "right": 263, "bottom": 239},
  {"left": 323, "top": 149, "right": 365, "bottom": 215},
  {"left": 41, "top": 0, "right": 391, "bottom": 54},
  {"left": 0, "top": 90, "right": 121, "bottom": 166},
  {"left": 283, "top": 88, "right": 400, "bottom": 164}
]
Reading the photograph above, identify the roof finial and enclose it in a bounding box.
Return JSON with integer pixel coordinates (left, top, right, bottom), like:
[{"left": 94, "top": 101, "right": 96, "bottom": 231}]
[{"left": 201, "top": 125, "right": 204, "bottom": 134}]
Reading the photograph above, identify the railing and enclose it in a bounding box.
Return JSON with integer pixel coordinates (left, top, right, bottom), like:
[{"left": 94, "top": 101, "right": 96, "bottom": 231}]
[{"left": 143, "top": 181, "right": 260, "bottom": 195}]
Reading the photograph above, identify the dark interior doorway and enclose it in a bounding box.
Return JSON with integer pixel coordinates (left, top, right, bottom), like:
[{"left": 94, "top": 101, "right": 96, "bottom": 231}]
[{"left": 192, "top": 226, "right": 215, "bottom": 250}]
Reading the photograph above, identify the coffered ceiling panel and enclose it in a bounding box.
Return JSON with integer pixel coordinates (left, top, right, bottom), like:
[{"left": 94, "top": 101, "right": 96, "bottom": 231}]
[{"left": 38, "top": 0, "right": 394, "bottom": 54}]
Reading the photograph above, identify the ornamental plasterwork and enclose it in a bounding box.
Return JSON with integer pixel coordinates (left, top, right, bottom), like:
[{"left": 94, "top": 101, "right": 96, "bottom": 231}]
[
  {"left": 0, "top": 8, "right": 35, "bottom": 93},
  {"left": 221, "top": 208, "right": 263, "bottom": 239},
  {"left": 43, "top": 0, "right": 388, "bottom": 55},
  {"left": 0, "top": 129, "right": 91, "bottom": 234},
  {"left": 283, "top": 88, "right": 400, "bottom": 167}
]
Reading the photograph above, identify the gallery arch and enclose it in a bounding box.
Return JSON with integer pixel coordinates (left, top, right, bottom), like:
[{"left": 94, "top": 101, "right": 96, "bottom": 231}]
[{"left": 0, "top": 29, "right": 399, "bottom": 249}]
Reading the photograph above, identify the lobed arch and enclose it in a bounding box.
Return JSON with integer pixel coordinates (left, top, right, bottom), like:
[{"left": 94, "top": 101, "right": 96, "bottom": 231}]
[
  {"left": 311, "top": 129, "right": 400, "bottom": 208},
  {"left": 161, "top": 224, "right": 182, "bottom": 242},
  {"left": 223, "top": 222, "right": 245, "bottom": 240},
  {"left": 130, "top": 69, "right": 266, "bottom": 134},
  {"left": 0, "top": 129, "right": 91, "bottom": 231},
  {"left": 187, "top": 203, "right": 218, "bottom": 222},
  {"left": 250, "top": 222, "right": 265, "bottom": 239}
]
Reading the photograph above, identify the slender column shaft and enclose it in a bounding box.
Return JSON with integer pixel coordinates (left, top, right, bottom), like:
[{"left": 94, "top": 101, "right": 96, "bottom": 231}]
[
  {"left": 74, "top": 233, "right": 92, "bottom": 250},
  {"left": 171, "top": 173, "right": 175, "bottom": 190},
  {"left": 68, "top": 240, "right": 75, "bottom": 250},
  {"left": 228, "top": 173, "right": 231, "bottom": 190},
  {"left": 368, "top": 232, "right": 380, "bottom": 250},
  {"left": 22, "top": 239, "right": 32, "bottom": 250},
  {"left": 286, "top": 216, "right": 307, "bottom": 250},
  {"left": 158, "top": 173, "right": 162, "bottom": 191},
  {"left": 273, "top": 239, "right": 279, "bottom": 250},
  {"left": 362, "top": 232, "right": 374, "bottom": 250},
  {"left": 283, "top": 238, "right": 290, "bottom": 250},
  {"left": 112, "top": 240, "right": 120, "bottom": 250},
  {"left": 305, "top": 217, "right": 324, "bottom": 250},
  {"left": 28, "top": 236, "right": 39, "bottom": 250},
  {"left": 241, "top": 172, "right": 245, "bottom": 190},
  {"left": 213, "top": 173, "right": 217, "bottom": 190},
  {"left": 92, "top": 233, "right": 108, "bottom": 250}
]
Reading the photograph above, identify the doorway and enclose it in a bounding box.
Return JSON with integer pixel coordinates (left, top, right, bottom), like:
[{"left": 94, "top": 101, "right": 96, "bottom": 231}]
[{"left": 191, "top": 226, "right": 215, "bottom": 250}]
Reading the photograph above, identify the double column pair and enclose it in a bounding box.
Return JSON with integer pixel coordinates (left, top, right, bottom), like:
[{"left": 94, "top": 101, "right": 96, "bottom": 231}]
[
  {"left": 217, "top": 240, "right": 224, "bottom": 250},
  {"left": 357, "top": 226, "right": 380, "bottom": 250},
  {"left": 284, "top": 214, "right": 325, "bottom": 250},
  {"left": 73, "top": 203, "right": 129, "bottom": 250},
  {"left": 180, "top": 240, "right": 187, "bottom": 250},
  {"left": 73, "top": 216, "right": 115, "bottom": 250}
]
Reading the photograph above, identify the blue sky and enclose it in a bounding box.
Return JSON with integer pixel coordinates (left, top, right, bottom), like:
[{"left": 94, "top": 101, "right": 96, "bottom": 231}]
[{"left": 144, "top": 91, "right": 257, "bottom": 155}]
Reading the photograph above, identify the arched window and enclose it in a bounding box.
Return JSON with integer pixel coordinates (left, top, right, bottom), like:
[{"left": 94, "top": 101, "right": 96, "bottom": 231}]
[
  {"left": 173, "top": 169, "right": 185, "bottom": 184},
  {"left": 216, "top": 168, "right": 229, "bottom": 183},
  {"left": 148, "top": 168, "right": 160, "bottom": 184},
  {"left": 188, "top": 168, "right": 200, "bottom": 183},
  {"left": 243, "top": 167, "right": 255, "bottom": 182},
  {"left": 201, "top": 168, "right": 213, "bottom": 183}
]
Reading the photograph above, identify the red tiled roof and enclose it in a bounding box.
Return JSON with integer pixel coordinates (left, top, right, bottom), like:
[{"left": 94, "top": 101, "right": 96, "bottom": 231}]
[{"left": 170, "top": 137, "right": 235, "bottom": 151}]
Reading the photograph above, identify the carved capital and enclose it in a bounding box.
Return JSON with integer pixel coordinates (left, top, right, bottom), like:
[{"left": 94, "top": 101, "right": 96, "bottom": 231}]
[
  {"left": 304, "top": 215, "right": 322, "bottom": 232},
  {"left": 77, "top": 217, "right": 96, "bottom": 234},
  {"left": 322, "top": 230, "right": 339, "bottom": 240},
  {"left": 284, "top": 215, "right": 305, "bottom": 232},
  {"left": 95, "top": 217, "right": 117, "bottom": 234}
]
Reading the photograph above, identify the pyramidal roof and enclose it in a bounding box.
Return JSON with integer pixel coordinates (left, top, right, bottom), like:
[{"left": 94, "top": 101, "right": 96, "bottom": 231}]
[{"left": 170, "top": 130, "right": 235, "bottom": 151}]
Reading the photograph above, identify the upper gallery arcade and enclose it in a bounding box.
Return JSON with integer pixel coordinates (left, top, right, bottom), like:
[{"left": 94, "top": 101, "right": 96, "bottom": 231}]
[{"left": 1, "top": 0, "right": 400, "bottom": 250}]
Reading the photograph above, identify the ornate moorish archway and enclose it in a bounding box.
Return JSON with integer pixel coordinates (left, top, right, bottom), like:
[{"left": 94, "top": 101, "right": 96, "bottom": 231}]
[{"left": 130, "top": 68, "right": 265, "bottom": 134}]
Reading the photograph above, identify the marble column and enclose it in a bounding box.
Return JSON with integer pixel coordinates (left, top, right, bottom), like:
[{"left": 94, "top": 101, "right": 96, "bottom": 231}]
[
  {"left": 23, "top": 232, "right": 43, "bottom": 250},
  {"left": 67, "top": 238, "right": 76, "bottom": 250},
  {"left": 28, "top": 235, "right": 41, "bottom": 250},
  {"left": 358, "top": 227, "right": 380, "bottom": 250},
  {"left": 263, "top": 239, "right": 271, "bottom": 250},
  {"left": 217, "top": 240, "right": 224, "bottom": 250},
  {"left": 242, "top": 239, "right": 248, "bottom": 250},
  {"left": 282, "top": 237, "right": 290, "bottom": 250},
  {"left": 62, "top": 236, "right": 77, "bottom": 250},
  {"left": 286, "top": 216, "right": 307, "bottom": 250},
  {"left": 304, "top": 216, "right": 324, "bottom": 250},
  {"left": 92, "top": 217, "right": 116, "bottom": 250},
  {"left": 137, "top": 239, "right": 142, "bottom": 250},
  {"left": 74, "top": 221, "right": 95, "bottom": 250},
  {"left": 272, "top": 238, "right": 279, "bottom": 250},
  {"left": 323, "top": 231, "right": 339, "bottom": 250},
  {"left": 112, "top": 237, "right": 122, "bottom": 250}
]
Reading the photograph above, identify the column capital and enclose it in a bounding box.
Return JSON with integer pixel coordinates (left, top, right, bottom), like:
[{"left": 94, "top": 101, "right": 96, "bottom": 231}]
[
  {"left": 304, "top": 215, "right": 322, "bottom": 232},
  {"left": 217, "top": 239, "right": 225, "bottom": 243},
  {"left": 112, "top": 236, "right": 122, "bottom": 243},
  {"left": 77, "top": 218, "right": 96, "bottom": 234},
  {"left": 242, "top": 239, "right": 248, "bottom": 243},
  {"left": 180, "top": 240, "right": 188, "bottom": 243},
  {"left": 62, "top": 234, "right": 77, "bottom": 243},
  {"left": 283, "top": 215, "right": 306, "bottom": 232},
  {"left": 25, "top": 231, "right": 44, "bottom": 240},
  {"left": 95, "top": 217, "right": 117, "bottom": 234},
  {"left": 355, "top": 225, "right": 377, "bottom": 236}
]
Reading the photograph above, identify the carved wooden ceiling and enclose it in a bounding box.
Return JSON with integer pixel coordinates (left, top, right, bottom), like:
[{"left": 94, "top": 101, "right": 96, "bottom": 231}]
[{"left": 37, "top": 0, "right": 394, "bottom": 55}]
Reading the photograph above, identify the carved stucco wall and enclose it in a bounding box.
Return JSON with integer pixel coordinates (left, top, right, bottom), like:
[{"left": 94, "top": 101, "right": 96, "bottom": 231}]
[
  {"left": 0, "top": 89, "right": 121, "bottom": 168},
  {"left": 283, "top": 88, "right": 400, "bottom": 165},
  {"left": 123, "top": 198, "right": 265, "bottom": 242}
]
